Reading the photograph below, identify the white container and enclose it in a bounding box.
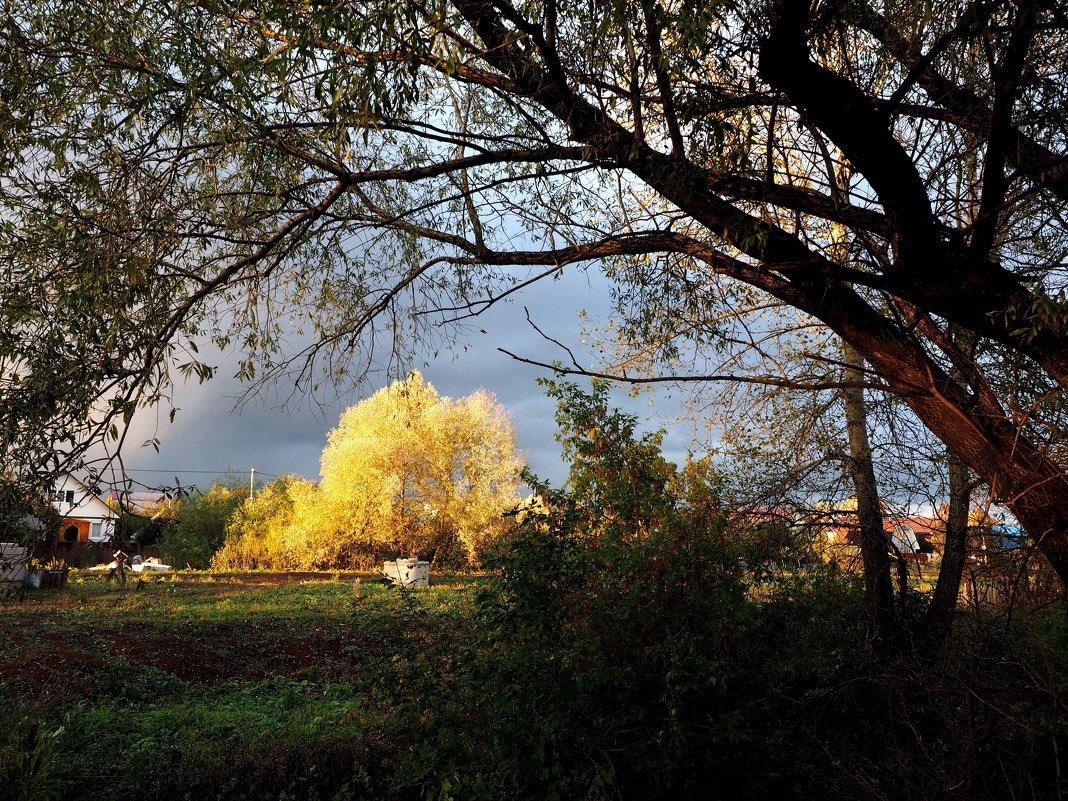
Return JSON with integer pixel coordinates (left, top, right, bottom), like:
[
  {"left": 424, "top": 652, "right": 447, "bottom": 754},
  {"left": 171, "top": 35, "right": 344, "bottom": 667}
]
[{"left": 383, "top": 558, "right": 430, "bottom": 587}]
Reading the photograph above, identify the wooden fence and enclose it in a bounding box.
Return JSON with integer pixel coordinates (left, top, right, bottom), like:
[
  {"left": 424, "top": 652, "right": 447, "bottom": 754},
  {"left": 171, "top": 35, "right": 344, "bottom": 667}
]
[{"left": 31, "top": 541, "right": 162, "bottom": 569}]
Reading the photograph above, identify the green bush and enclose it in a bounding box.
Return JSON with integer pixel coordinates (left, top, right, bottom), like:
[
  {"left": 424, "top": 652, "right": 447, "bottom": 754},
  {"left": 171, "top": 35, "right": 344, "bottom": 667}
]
[
  {"left": 371, "top": 492, "right": 866, "bottom": 798},
  {"left": 369, "top": 383, "right": 1068, "bottom": 800},
  {"left": 159, "top": 482, "right": 249, "bottom": 568},
  {"left": 367, "top": 383, "right": 838, "bottom": 798}
]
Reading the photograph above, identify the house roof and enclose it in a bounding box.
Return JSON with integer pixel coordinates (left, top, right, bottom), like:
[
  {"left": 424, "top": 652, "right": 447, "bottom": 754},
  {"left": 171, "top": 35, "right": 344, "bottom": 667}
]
[
  {"left": 106, "top": 489, "right": 171, "bottom": 515},
  {"left": 53, "top": 473, "right": 118, "bottom": 522}
]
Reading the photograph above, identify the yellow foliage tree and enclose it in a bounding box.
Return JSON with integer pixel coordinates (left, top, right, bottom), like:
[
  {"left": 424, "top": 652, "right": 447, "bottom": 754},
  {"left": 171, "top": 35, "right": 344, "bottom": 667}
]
[
  {"left": 316, "top": 372, "right": 523, "bottom": 567},
  {"left": 213, "top": 373, "right": 523, "bottom": 569},
  {"left": 213, "top": 475, "right": 316, "bottom": 570}
]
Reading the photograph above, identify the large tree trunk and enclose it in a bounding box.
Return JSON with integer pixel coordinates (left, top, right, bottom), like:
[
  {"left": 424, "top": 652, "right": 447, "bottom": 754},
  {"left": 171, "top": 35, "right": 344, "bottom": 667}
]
[
  {"left": 806, "top": 288, "right": 1068, "bottom": 586},
  {"left": 842, "top": 342, "right": 896, "bottom": 636}
]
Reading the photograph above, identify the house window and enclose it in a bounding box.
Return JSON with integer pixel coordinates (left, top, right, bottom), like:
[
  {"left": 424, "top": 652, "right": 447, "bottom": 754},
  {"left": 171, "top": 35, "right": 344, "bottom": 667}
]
[
  {"left": 90, "top": 522, "right": 102, "bottom": 540},
  {"left": 65, "top": 490, "right": 75, "bottom": 505},
  {"left": 63, "top": 525, "right": 78, "bottom": 542}
]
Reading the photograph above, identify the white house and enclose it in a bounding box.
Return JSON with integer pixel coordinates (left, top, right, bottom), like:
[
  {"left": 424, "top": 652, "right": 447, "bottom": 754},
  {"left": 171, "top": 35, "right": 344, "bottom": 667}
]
[{"left": 51, "top": 474, "right": 118, "bottom": 543}]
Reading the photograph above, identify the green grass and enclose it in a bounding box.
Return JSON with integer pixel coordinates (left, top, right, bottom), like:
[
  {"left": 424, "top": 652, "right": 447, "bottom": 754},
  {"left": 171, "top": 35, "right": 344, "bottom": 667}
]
[
  {"left": 0, "top": 572, "right": 478, "bottom": 801},
  {"left": 4, "top": 567, "right": 1066, "bottom": 801}
]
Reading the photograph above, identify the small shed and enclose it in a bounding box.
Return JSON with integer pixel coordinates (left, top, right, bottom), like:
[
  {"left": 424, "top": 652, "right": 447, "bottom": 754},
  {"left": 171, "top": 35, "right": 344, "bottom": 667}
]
[{"left": 889, "top": 523, "right": 922, "bottom": 554}]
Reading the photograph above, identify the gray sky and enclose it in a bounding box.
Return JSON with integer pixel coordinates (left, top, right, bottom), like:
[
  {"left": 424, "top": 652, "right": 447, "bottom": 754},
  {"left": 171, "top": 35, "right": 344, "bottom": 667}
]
[{"left": 113, "top": 269, "right": 699, "bottom": 493}]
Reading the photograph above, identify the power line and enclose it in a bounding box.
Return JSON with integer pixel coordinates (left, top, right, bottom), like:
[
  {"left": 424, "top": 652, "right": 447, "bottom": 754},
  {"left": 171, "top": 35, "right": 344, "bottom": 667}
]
[{"left": 120, "top": 468, "right": 282, "bottom": 478}]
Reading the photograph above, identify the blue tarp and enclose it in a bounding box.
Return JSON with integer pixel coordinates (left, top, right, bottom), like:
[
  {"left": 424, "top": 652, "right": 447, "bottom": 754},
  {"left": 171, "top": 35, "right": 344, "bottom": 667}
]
[{"left": 991, "top": 524, "right": 1027, "bottom": 550}]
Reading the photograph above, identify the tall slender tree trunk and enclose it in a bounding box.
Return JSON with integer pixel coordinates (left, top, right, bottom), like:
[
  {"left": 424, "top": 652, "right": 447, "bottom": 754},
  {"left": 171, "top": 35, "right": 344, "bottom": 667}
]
[
  {"left": 842, "top": 341, "right": 896, "bottom": 637},
  {"left": 921, "top": 449, "right": 971, "bottom": 651}
]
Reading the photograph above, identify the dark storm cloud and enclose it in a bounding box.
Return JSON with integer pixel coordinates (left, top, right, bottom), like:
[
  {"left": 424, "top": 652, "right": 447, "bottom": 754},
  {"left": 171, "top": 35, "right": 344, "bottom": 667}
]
[{"left": 117, "top": 270, "right": 696, "bottom": 492}]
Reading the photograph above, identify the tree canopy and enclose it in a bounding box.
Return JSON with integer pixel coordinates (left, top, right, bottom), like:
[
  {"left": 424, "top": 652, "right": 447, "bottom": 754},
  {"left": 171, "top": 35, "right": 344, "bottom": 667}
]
[
  {"left": 158, "top": 479, "right": 249, "bottom": 568},
  {"left": 213, "top": 372, "right": 522, "bottom": 569},
  {"left": 319, "top": 371, "right": 522, "bottom": 565},
  {"left": 4, "top": 1, "right": 1068, "bottom": 577}
]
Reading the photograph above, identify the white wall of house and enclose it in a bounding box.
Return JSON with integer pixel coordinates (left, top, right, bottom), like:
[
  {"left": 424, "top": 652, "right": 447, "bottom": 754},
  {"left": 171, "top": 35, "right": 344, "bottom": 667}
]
[{"left": 52, "top": 474, "right": 118, "bottom": 542}]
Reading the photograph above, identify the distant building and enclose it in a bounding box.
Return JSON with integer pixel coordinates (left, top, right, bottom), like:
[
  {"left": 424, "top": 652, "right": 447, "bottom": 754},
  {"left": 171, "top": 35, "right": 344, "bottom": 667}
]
[
  {"left": 820, "top": 513, "right": 938, "bottom": 557},
  {"left": 106, "top": 488, "right": 172, "bottom": 516},
  {"left": 50, "top": 474, "right": 118, "bottom": 543}
]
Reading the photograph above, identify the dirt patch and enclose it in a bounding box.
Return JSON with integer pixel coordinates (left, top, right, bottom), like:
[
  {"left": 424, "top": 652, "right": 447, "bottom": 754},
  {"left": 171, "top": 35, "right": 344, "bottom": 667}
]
[
  {"left": 0, "top": 631, "right": 108, "bottom": 695},
  {"left": 0, "top": 573, "right": 389, "bottom": 695},
  {"left": 97, "top": 622, "right": 367, "bottom": 684}
]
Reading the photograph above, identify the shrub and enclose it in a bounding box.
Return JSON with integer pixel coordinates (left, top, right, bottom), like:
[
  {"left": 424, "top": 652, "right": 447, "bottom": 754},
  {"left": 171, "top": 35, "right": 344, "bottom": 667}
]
[
  {"left": 159, "top": 482, "right": 248, "bottom": 568},
  {"left": 372, "top": 384, "right": 1068, "bottom": 800},
  {"left": 371, "top": 382, "right": 843, "bottom": 798}
]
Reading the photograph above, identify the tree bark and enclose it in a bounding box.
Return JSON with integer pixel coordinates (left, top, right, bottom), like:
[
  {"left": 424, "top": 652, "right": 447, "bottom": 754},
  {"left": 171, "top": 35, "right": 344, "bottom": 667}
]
[
  {"left": 921, "top": 449, "right": 971, "bottom": 651},
  {"left": 842, "top": 341, "right": 896, "bottom": 637}
]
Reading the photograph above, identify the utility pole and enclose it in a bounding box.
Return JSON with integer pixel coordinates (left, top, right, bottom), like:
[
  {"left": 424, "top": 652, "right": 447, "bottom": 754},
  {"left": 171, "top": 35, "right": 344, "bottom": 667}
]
[{"left": 250, "top": 467, "right": 255, "bottom": 500}]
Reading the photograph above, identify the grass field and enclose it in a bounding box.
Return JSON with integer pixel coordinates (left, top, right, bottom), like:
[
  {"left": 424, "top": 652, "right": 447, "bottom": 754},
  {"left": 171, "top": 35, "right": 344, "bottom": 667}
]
[
  {"left": 0, "top": 571, "right": 477, "bottom": 801},
  {"left": 4, "top": 562, "right": 1066, "bottom": 801}
]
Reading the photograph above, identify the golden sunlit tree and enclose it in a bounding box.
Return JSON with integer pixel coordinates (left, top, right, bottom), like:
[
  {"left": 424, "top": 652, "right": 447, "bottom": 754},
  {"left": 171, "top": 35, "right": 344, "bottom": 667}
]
[
  {"left": 315, "top": 372, "right": 523, "bottom": 568},
  {"left": 214, "top": 374, "right": 523, "bottom": 569},
  {"left": 212, "top": 474, "right": 317, "bottom": 570}
]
